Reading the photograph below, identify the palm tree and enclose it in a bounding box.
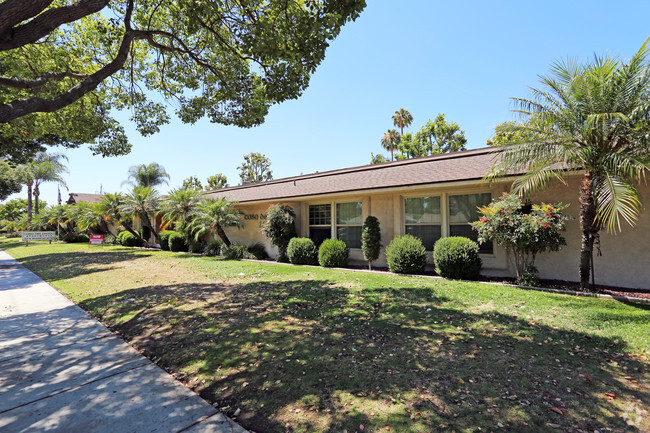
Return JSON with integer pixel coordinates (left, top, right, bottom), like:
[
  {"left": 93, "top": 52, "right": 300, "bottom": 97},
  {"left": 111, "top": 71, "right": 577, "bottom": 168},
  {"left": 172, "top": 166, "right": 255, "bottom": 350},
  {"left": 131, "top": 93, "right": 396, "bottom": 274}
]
[
  {"left": 189, "top": 197, "right": 243, "bottom": 246},
  {"left": 31, "top": 152, "right": 68, "bottom": 215},
  {"left": 380, "top": 129, "right": 401, "bottom": 161},
  {"left": 98, "top": 192, "right": 148, "bottom": 245},
  {"left": 121, "top": 186, "right": 161, "bottom": 245},
  {"left": 122, "top": 163, "right": 170, "bottom": 188},
  {"left": 392, "top": 108, "right": 413, "bottom": 138},
  {"left": 161, "top": 186, "right": 203, "bottom": 232},
  {"left": 488, "top": 40, "right": 650, "bottom": 290}
]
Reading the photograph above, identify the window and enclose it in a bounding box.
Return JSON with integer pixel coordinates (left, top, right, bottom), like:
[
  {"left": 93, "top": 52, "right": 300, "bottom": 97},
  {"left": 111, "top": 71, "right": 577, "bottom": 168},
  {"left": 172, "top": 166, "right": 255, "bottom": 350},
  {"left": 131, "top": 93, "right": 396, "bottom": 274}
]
[
  {"left": 336, "top": 202, "right": 362, "bottom": 249},
  {"left": 448, "top": 193, "right": 493, "bottom": 254},
  {"left": 404, "top": 196, "right": 441, "bottom": 250},
  {"left": 309, "top": 204, "right": 331, "bottom": 247}
]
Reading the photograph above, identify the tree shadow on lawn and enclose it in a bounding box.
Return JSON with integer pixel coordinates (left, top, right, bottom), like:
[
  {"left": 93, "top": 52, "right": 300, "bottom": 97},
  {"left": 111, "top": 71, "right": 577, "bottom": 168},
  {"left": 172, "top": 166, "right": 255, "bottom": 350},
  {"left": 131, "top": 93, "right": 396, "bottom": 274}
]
[
  {"left": 14, "top": 250, "right": 153, "bottom": 281},
  {"left": 79, "top": 280, "right": 649, "bottom": 433}
]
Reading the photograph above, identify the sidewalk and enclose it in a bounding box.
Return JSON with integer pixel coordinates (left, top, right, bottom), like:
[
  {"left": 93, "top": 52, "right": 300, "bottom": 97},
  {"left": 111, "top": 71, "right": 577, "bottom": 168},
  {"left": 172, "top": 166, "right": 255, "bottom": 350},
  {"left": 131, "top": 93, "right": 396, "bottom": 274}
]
[{"left": 0, "top": 248, "right": 248, "bottom": 433}]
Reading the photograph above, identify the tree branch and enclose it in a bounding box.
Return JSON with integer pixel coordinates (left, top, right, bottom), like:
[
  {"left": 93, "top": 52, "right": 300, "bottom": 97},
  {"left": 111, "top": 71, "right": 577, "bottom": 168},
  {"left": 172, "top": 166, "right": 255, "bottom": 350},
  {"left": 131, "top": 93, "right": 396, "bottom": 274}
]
[
  {"left": 0, "top": 0, "right": 109, "bottom": 51},
  {"left": 0, "top": 72, "right": 88, "bottom": 89},
  {"left": 0, "top": 1, "right": 135, "bottom": 122},
  {"left": 0, "top": 0, "right": 53, "bottom": 35}
]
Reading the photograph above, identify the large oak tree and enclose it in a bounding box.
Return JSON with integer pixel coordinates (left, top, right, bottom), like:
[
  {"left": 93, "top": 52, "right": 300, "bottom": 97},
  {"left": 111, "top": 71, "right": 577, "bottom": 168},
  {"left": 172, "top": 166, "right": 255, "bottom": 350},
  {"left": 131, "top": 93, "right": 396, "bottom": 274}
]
[{"left": 0, "top": 0, "right": 365, "bottom": 162}]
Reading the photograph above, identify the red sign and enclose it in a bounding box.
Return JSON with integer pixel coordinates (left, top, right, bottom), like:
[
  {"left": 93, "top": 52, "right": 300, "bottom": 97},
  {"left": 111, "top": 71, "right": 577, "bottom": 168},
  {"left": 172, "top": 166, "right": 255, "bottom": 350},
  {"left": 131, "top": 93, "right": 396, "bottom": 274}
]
[{"left": 89, "top": 235, "right": 104, "bottom": 245}]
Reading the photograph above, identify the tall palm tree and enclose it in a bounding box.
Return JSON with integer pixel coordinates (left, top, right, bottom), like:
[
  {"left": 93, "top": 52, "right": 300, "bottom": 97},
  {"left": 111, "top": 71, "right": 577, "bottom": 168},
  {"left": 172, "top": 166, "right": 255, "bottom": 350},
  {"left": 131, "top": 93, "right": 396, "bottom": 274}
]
[
  {"left": 380, "top": 129, "right": 401, "bottom": 161},
  {"left": 161, "top": 186, "right": 203, "bottom": 232},
  {"left": 121, "top": 186, "right": 161, "bottom": 245},
  {"left": 122, "top": 162, "right": 170, "bottom": 188},
  {"left": 189, "top": 197, "right": 243, "bottom": 246},
  {"left": 17, "top": 152, "right": 68, "bottom": 219},
  {"left": 488, "top": 40, "right": 650, "bottom": 290},
  {"left": 31, "top": 152, "right": 68, "bottom": 215},
  {"left": 392, "top": 108, "right": 413, "bottom": 138}
]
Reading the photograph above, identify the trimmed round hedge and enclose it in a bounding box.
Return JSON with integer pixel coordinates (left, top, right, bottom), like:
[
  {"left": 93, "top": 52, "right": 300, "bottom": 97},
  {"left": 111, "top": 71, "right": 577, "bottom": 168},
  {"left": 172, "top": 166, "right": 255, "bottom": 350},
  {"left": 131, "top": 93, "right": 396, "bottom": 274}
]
[
  {"left": 168, "top": 232, "right": 188, "bottom": 252},
  {"left": 385, "top": 234, "right": 426, "bottom": 274},
  {"left": 117, "top": 231, "right": 142, "bottom": 247},
  {"left": 318, "top": 239, "right": 349, "bottom": 268},
  {"left": 433, "top": 236, "right": 482, "bottom": 280},
  {"left": 158, "top": 230, "right": 177, "bottom": 251},
  {"left": 287, "top": 237, "right": 318, "bottom": 265},
  {"left": 204, "top": 240, "right": 224, "bottom": 257},
  {"left": 63, "top": 233, "right": 90, "bottom": 243}
]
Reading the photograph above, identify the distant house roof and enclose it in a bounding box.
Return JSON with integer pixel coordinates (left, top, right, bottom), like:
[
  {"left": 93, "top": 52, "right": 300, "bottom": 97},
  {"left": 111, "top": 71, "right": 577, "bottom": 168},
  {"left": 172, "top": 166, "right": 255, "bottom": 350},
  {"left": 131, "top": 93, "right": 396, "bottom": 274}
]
[
  {"left": 207, "top": 147, "right": 499, "bottom": 203},
  {"left": 67, "top": 193, "right": 103, "bottom": 205}
]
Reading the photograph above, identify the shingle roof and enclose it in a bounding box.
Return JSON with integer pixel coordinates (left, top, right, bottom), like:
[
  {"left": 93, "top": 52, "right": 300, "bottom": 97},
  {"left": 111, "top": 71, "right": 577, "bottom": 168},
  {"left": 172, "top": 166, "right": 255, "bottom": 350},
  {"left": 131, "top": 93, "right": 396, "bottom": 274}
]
[
  {"left": 207, "top": 147, "right": 499, "bottom": 203},
  {"left": 67, "top": 193, "right": 103, "bottom": 205}
]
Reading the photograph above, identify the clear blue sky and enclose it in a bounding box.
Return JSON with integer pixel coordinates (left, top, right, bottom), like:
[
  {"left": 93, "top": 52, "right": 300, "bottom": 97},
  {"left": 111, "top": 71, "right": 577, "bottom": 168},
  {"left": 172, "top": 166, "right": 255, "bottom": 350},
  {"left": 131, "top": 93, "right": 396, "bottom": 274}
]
[{"left": 9, "top": 0, "right": 650, "bottom": 207}]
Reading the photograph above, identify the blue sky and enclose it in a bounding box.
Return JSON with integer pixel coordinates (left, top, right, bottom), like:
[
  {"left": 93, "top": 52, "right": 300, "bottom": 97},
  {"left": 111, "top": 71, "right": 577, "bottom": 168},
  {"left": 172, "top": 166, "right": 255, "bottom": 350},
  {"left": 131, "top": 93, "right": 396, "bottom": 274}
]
[{"left": 9, "top": 0, "right": 650, "bottom": 206}]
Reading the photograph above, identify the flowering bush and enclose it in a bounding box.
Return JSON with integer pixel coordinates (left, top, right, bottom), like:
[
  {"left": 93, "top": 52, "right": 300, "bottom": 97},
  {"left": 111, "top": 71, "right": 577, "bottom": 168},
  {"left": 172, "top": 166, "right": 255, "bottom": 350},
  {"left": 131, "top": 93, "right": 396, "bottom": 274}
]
[{"left": 471, "top": 193, "right": 569, "bottom": 283}]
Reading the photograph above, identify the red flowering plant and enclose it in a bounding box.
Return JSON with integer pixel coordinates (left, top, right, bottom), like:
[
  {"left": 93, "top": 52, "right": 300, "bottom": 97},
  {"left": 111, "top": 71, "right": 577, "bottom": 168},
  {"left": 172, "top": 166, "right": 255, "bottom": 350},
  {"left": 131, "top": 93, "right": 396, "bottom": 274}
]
[{"left": 471, "top": 193, "right": 569, "bottom": 284}]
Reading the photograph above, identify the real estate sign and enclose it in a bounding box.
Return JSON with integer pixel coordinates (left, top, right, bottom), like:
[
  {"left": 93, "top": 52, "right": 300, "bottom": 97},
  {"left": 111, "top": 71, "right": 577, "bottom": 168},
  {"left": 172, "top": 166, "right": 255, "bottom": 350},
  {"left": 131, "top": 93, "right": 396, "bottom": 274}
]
[
  {"left": 21, "top": 231, "right": 56, "bottom": 245},
  {"left": 89, "top": 235, "right": 104, "bottom": 245}
]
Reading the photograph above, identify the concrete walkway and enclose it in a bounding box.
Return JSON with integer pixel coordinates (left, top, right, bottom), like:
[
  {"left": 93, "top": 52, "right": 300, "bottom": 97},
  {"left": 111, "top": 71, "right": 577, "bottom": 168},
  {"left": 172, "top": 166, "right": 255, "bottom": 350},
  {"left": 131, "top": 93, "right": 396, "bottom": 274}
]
[{"left": 0, "top": 249, "right": 248, "bottom": 433}]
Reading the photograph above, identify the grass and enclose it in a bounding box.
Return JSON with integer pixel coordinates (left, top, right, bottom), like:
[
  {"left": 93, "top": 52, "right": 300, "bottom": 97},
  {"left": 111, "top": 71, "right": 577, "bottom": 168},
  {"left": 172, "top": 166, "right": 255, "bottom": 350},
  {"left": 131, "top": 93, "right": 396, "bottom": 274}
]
[{"left": 1, "top": 237, "right": 648, "bottom": 433}]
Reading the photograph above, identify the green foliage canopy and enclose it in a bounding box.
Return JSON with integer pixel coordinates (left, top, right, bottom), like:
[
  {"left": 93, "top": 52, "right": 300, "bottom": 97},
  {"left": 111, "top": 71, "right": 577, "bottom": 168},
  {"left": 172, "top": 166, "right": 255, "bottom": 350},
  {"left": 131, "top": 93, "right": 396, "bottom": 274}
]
[
  {"left": 238, "top": 152, "right": 272, "bottom": 183},
  {"left": 0, "top": 0, "right": 366, "bottom": 161},
  {"left": 206, "top": 173, "right": 229, "bottom": 190}
]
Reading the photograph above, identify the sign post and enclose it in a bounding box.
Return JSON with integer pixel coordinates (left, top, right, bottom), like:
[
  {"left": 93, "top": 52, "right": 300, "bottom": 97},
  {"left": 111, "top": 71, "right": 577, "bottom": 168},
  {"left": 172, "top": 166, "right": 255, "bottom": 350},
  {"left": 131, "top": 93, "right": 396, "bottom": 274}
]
[{"left": 89, "top": 235, "right": 104, "bottom": 246}]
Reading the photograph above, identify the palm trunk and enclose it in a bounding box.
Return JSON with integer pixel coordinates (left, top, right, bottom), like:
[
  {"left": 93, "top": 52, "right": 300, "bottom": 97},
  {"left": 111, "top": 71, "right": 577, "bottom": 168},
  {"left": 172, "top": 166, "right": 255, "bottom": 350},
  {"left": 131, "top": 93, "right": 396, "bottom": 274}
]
[
  {"left": 141, "top": 212, "right": 159, "bottom": 243},
  {"left": 26, "top": 182, "right": 33, "bottom": 221},
  {"left": 33, "top": 184, "right": 40, "bottom": 215},
  {"left": 578, "top": 173, "right": 598, "bottom": 291},
  {"left": 122, "top": 220, "right": 151, "bottom": 248},
  {"left": 216, "top": 224, "right": 231, "bottom": 246}
]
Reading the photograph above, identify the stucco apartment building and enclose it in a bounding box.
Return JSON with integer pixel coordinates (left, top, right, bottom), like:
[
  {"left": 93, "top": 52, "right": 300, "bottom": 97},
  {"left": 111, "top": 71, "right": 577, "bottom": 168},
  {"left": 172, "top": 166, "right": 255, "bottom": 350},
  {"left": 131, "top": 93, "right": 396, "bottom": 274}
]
[{"left": 208, "top": 147, "right": 649, "bottom": 289}]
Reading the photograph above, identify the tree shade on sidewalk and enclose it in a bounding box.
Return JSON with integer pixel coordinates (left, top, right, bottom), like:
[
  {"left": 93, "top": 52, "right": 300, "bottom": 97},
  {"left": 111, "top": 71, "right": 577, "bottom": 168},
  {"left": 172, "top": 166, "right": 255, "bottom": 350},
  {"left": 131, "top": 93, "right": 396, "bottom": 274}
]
[{"left": 0, "top": 249, "right": 247, "bottom": 433}]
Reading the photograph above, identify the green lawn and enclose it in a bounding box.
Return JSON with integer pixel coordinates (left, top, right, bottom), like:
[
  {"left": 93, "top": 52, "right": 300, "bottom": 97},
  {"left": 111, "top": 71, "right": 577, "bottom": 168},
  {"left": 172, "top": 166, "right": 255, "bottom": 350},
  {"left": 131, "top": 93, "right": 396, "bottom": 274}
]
[{"left": 1, "top": 237, "right": 648, "bottom": 432}]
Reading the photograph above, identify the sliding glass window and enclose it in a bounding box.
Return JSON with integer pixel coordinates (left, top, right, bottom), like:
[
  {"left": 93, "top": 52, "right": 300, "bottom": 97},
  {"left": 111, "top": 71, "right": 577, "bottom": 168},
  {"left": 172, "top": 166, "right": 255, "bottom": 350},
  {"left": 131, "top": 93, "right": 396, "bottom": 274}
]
[
  {"left": 336, "top": 202, "right": 362, "bottom": 249},
  {"left": 404, "top": 196, "right": 441, "bottom": 250},
  {"left": 448, "top": 193, "right": 493, "bottom": 254}
]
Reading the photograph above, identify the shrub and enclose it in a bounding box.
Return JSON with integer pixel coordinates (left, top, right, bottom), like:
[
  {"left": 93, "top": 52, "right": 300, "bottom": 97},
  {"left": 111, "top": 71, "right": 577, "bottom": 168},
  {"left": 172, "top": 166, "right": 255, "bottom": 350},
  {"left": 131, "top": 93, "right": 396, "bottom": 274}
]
[
  {"left": 471, "top": 193, "right": 568, "bottom": 283},
  {"left": 117, "top": 231, "right": 142, "bottom": 247},
  {"left": 260, "top": 204, "right": 296, "bottom": 262},
  {"left": 63, "top": 233, "right": 90, "bottom": 243},
  {"left": 433, "top": 237, "right": 482, "bottom": 280},
  {"left": 222, "top": 243, "right": 250, "bottom": 260},
  {"left": 385, "top": 234, "right": 426, "bottom": 274},
  {"left": 318, "top": 239, "right": 349, "bottom": 267},
  {"left": 247, "top": 242, "right": 269, "bottom": 260},
  {"left": 204, "top": 240, "right": 224, "bottom": 257},
  {"left": 518, "top": 265, "right": 540, "bottom": 287},
  {"left": 188, "top": 240, "right": 204, "bottom": 254},
  {"left": 168, "top": 232, "right": 189, "bottom": 252},
  {"left": 158, "top": 230, "right": 177, "bottom": 251},
  {"left": 287, "top": 237, "right": 318, "bottom": 265},
  {"left": 361, "top": 216, "right": 381, "bottom": 269}
]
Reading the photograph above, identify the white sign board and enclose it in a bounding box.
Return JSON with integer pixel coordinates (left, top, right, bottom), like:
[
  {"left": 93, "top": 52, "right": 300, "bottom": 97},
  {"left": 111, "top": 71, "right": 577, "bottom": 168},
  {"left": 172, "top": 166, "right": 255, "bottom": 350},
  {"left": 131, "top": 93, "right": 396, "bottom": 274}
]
[
  {"left": 21, "top": 231, "right": 56, "bottom": 245},
  {"left": 21, "top": 231, "right": 56, "bottom": 241}
]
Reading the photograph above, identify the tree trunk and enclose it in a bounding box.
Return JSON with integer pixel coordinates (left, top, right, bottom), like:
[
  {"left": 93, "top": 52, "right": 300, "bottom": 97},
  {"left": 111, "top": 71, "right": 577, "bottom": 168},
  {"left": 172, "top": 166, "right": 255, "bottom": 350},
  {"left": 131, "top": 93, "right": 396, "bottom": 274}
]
[
  {"left": 141, "top": 212, "right": 159, "bottom": 243},
  {"left": 122, "top": 220, "right": 151, "bottom": 248},
  {"left": 578, "top": 173, "right": 599, "bottom": 291},
  {"left": 26, "top": 182, "right": 33, "bottom": 221},
  {"left": 216, "top": 224, "right": 231, "bottom": 246},
  {"left": 33, "top": 184, "right": 40, "bottom": 215}
]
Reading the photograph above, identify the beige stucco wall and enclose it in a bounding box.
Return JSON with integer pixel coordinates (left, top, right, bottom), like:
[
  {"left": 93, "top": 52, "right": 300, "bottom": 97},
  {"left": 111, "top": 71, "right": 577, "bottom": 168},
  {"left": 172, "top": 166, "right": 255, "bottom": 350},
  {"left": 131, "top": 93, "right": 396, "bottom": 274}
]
[
  {"left": 217, "top": 177, "right": 649, "bottom": 289},
  {"left": 530, "top": 178, "right": 649, "bottom": 289}
]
